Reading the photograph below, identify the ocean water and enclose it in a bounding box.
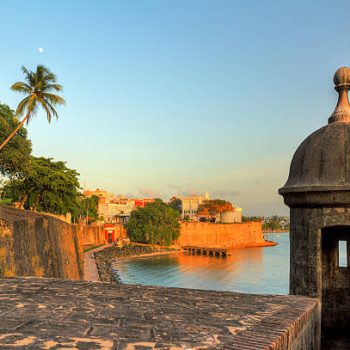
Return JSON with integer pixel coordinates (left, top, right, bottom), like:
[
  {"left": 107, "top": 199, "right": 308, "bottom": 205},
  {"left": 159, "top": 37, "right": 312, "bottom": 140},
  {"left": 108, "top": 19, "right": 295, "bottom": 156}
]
[{"left": 115, "top": 232, "right": 290, "bottom": 295}]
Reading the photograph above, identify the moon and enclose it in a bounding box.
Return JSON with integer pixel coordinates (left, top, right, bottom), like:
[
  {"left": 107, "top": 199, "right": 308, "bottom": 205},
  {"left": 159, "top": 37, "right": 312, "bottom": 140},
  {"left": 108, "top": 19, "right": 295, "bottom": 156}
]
[{"left": 37, "top": 48, "right": 44, "bottom": 53}]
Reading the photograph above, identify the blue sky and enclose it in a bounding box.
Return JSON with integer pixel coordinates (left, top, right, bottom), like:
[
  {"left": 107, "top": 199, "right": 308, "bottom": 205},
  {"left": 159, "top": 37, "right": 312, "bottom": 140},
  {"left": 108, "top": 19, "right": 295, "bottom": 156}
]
[{"left": 0, "top": 0, "right": 349, "bottom": 215}]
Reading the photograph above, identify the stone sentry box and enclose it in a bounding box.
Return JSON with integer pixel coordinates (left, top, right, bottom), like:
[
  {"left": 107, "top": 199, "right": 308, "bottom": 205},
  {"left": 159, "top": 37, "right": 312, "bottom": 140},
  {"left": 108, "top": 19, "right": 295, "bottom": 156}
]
[{"left": 279, "top": 67, "right": 350, "bottom": 338}]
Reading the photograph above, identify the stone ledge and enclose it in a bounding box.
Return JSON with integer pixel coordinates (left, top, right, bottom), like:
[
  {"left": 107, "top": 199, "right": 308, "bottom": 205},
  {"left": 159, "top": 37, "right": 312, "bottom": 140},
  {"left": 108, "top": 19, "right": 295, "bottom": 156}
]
[{"left": 0, "top": 277, "right": 320, "bottom": 349}]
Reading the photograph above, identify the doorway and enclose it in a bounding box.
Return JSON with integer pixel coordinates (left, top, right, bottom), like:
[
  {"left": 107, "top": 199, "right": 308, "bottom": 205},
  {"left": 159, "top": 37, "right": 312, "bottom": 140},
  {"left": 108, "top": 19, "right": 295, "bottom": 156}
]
[{"left": 322, "top": 226, "right": 350, "bottom": 335}]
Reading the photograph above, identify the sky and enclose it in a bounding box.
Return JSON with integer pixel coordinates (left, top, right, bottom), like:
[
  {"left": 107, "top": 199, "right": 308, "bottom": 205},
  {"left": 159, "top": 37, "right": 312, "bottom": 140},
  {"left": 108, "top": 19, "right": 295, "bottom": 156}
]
[{"left": 1, "top": 0, "right": 350, "bottom": 216}]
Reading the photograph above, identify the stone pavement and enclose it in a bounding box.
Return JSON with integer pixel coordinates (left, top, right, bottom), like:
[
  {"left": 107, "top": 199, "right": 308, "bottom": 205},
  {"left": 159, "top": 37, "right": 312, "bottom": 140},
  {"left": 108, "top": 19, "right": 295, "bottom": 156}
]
[
  {"left": 84, "top": 245, "right": 110, "bottom": 282},
  {"left": 0, "top": 277, "right": 319, "bottom": 350}
]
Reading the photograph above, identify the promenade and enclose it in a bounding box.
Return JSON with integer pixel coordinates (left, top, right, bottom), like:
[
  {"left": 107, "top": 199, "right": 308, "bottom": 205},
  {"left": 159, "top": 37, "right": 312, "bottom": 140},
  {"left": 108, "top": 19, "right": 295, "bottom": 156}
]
[{"left": 84, "top": 244, "right": 110, "bottom": 282}]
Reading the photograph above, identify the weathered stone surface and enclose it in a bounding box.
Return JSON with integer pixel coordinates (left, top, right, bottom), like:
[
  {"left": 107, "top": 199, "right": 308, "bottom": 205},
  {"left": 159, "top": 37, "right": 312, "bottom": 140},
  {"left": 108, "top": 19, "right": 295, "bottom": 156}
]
[
  {"left": 0, "top": 277, "right": 320, "bottom": 349},
  {"left": 289, "top": 207, "right": 350, "bottom": 334},
  {"left": 0, "top": 206, "right": 83, "bottom": 280}
]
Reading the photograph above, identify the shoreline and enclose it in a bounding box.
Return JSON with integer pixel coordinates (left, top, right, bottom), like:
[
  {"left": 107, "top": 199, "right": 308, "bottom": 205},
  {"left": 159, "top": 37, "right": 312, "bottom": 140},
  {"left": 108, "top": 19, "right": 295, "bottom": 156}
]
[
  {"left": 113, "top": 250, "right": 179, "bottom": 262},
  {"left": 111, "top": 251, "right": 180, "bottom": 283},
  {"left": 94, "top": 245, "right": 177, "bottom": 283}
]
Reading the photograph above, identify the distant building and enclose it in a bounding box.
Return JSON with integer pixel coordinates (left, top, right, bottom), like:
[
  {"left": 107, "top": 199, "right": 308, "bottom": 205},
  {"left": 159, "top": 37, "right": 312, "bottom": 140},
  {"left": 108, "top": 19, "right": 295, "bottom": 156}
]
[
  {"left": 98, "top": 202, "right": 134, "bottom": 223},
  {"left": 134, "top": 198, "right": 155, "bottom": 208},
  {"left": 115, "top": 214, "right": 130, "bottom": 225},
  {"left": 220, "top": 208, "right": 242, "bottom": 223},
  {"left": 83, "top": 189, "right": 113, "bottom": 204},
  {"left": 182, "top": 193, "right": 242, "bottom": 223},
  {"left": 197, "top": 206, "right": 242, "bottom": 223},
  {"left": 181, "top": 192, "right": 209, "bottom": 220},
  {"left": 84, "top": 189, "right": 154, "bottom": 223}
]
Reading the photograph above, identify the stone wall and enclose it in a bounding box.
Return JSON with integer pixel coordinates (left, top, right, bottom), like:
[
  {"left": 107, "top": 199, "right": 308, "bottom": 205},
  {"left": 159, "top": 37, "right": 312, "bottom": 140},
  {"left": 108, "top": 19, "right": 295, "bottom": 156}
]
[
  {"left": 81, "top": 224, "right": 127, "bottom": 247},
  {"left": 82, "top": 225, "right": 105, "bottom": 246},
  {"left": 178, "top": 221, "right": 269, "bottom": 248},
  {"left": 115, "top": 224, "right": 127, "bottom": 240},
  {"left": 0, "top": 206, "right": 83, "bottom": 280}
]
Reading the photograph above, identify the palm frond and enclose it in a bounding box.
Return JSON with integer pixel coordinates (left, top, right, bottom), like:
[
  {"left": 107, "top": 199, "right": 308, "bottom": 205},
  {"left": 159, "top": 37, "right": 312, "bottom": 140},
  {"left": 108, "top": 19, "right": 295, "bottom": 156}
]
[
  {"left": 42, "top": 93, "right": 66, "bottom": 106},
  {"left": 21, "top": 66, "right": 35, "bottom": 86},
  {"left": 37, "top": 65, "right": 56, "bottom": 83},
  {"left": 15, "top": 96, "right": 32, "bottom": 117},
  {"left": 47, "top": 101, "right": 59, "bottom": 120},
  {"left": 43, "top": 72, "right": 56, "bottom": 83},
  {"left": 10, "top": 82, "right": 32, "bottom": 94},
  {"left": 46, "top": 101, "right": 59, "bottom": 121},
  {"left": 38, "top": 99, "right": 53, "bottom": 122},
  {"left": 42, "top": 83, "right": 63, "bottom": 92}
]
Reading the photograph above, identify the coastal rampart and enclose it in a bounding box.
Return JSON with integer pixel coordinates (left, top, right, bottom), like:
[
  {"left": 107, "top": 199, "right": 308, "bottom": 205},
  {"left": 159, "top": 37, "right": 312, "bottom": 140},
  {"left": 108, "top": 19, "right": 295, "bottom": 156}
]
[
  {"left": 82, "top": 225, "right": 105, "bottom": 246},
  {"left": 178, "top": 221, "right": 271, "bottom": 248},
  {"left": 0, "top": 206, "right": 83, "bottom": 280},
  {"left": 82, "top": 224, "right": 126, "bottom": 247}
]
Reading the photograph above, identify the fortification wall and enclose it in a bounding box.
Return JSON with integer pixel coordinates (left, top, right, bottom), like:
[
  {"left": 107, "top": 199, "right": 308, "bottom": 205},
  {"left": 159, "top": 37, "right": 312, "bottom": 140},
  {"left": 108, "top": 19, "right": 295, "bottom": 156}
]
[
  {"left": 0, "top": 206, "right": 83, "bottom": 280},
  {"left": 82, "top": 225, "right": 105, "bottom": 246},
  {"left": 82, "top": 224, "right": 127, "bottom": 247},
  {"left": 115, "top": 224, "right": 127, "bottom": 240},
  {"left": 178, "top": 221, "right": 268, "bottom": 248}
]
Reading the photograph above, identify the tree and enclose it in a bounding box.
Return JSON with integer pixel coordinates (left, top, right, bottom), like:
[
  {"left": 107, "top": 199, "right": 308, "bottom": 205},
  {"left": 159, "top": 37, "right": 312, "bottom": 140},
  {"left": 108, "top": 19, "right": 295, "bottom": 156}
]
[
  {"left": 242, "top": 216, "right": 263, "bottom": 222},
  {"left": 125, "top": 199, "right": 180, "bottom": 246},
  {"left": 0, "top": 103, "right": 32, "bottom": 177},
  {"left": 197, "top": 199, "right": 234, "bottom": 216},
  {"left": 73, "top": 195, "right": 99, "bottom": 223},
  {"left": 168, "top": 196, "right": 182, "bottom": 214},
  {"left": 0, "top": 65, "right": 65, "bottom": 150},
  {"left": 1, "top": 156, "right": 81, "bottom": 214}
]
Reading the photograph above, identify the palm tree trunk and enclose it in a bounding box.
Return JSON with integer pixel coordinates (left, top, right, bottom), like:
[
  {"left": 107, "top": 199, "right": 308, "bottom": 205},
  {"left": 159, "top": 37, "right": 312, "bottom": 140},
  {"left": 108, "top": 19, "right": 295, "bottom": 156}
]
[{"left": 0, "top": 110, "right": 31, "bottom": 151}]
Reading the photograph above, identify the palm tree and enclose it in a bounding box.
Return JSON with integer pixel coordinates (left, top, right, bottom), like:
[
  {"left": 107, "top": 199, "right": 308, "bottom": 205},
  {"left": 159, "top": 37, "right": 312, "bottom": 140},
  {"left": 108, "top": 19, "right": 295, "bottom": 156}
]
[{"left": 0, "top": 65, "right": 65, "bottom": 150}]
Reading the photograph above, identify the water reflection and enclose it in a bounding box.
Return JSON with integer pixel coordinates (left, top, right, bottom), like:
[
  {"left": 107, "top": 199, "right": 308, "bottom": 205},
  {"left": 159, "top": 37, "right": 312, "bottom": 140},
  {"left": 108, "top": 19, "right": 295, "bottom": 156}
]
[{"left": 116, "top": 232, "right": 290, "bottom": 295}]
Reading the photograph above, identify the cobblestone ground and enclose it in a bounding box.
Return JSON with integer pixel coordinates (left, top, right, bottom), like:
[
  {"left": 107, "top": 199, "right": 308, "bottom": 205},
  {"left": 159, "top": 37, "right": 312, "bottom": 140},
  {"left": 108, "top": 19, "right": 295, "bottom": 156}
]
[{"left": 0, "top": 278, "right": 318, "bottom": 350}]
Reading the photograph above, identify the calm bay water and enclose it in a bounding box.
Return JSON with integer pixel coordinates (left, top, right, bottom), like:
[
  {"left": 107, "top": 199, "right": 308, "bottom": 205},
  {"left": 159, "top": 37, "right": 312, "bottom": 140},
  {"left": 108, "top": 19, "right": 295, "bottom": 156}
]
[{"left": 116, "top": 232, "right": 290, "bottom": 295}]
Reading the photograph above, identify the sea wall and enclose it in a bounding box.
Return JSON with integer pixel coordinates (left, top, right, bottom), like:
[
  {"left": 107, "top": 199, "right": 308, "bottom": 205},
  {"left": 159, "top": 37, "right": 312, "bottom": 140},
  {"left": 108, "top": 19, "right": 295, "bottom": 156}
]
[
  {"left": 178, "top": 221, "right": 269, "bottom": 248},
  {"left": 0, "top": 206, "right": 83, "bottom": 280}
]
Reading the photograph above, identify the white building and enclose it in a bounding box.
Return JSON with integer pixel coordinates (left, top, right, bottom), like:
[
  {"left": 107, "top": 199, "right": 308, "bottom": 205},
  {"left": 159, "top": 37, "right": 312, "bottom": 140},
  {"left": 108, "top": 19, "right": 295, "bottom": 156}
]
[
  {"left": 98, "top": 202, "right": 134, "bottom": 223},
  {"left": 220, "top": 208, "right": 242, "bottom": 223},
  {"left": 181, "top": 192, "right": 209, "bottom": 220}
]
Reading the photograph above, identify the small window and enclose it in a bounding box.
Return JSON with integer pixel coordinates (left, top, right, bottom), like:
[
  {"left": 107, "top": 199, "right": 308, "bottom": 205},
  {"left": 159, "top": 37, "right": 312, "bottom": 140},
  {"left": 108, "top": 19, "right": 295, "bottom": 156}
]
[{"left": 339, "top": 240, "right": 348, "bottom": 267}]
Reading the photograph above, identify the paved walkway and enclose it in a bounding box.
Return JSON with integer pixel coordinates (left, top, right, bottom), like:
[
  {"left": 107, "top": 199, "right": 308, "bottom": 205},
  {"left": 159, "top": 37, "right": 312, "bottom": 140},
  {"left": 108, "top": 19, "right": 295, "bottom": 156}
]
[
  {"left": 0, "top": 277, "right": 319, "bottom": 349},
  {"left": 83, "top": 244, "right": 110, "bottom": 281}
]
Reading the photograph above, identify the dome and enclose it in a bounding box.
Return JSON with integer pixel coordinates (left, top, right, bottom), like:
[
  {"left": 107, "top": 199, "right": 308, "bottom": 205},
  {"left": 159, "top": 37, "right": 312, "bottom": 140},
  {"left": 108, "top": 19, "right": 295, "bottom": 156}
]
[{"left": 279, "top": 67, "right": 350, "bottom": 206}]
